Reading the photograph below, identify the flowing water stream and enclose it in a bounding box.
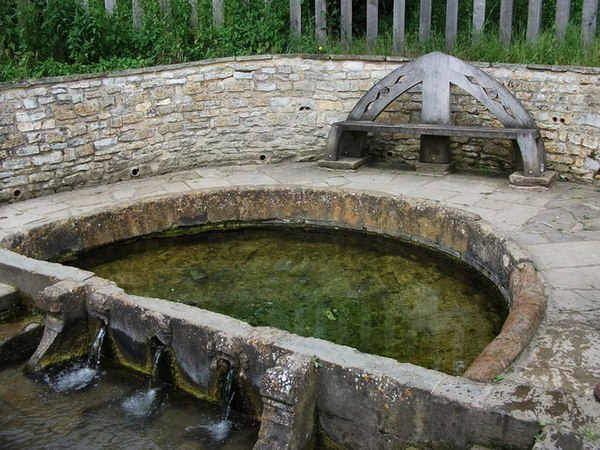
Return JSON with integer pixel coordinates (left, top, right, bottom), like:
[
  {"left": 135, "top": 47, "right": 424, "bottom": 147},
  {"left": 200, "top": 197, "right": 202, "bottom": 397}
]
[
  {"left": 0, "top": 328, "right": 258, "bottom": 448},
  {"left": 121, "top": 346, "right": 165, "bottom": 418},
  {"left": 186, "top": 366, "right": 238, "bottom": 443},
  {"left": 0, "top": 363, "right": 258, "bottom": 449},
  {"left": 44, "top": 325, "right": 107, "bottom": 393}
]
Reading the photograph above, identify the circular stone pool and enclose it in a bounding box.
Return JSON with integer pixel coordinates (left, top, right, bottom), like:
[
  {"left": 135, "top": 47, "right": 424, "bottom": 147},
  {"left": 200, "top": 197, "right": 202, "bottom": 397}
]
[
  {"left": 0, "top": 185, "right": 548, "bottom": 449},
  {"left": 64, "top": 225, "right": 507, "bottom": 376},
  {"left": 2, "top": 185, "right": 546, "bottom": 383}
]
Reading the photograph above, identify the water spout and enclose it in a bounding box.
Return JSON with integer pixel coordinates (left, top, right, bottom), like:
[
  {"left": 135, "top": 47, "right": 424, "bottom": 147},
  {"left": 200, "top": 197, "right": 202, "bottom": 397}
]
[
  {"left": 87, "top": 324, "right": 107, "bottom": 368},
  {"left": 45, "top": 323, "right": 107, "bottom": 392},
  {"left": 185, "top": 364, "right": 238, "bottom": 443},
  {"left": 122, "top": 344, "right": 165, "bottom": 418},
  {"left": 148, "top": 345, "right": 163, "bottom": 389},
  {"left": 221, "top": 365, "right": 236, "bottom": 421}
]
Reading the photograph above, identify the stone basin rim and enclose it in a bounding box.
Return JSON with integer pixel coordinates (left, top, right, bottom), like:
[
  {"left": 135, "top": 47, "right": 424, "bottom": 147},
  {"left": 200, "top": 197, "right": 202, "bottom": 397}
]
[{"left": 0, "top": 184, "right": 547, "bottom": 383}]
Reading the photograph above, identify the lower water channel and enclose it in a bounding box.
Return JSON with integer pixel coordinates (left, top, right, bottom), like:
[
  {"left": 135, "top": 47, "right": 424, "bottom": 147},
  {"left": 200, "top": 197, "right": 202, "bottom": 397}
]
[
  {"left": 66, "top": 225, "right": 506, "bottom": 376},
  {"left": 0, "top": 361, "right": 258, "bottom": 449}
]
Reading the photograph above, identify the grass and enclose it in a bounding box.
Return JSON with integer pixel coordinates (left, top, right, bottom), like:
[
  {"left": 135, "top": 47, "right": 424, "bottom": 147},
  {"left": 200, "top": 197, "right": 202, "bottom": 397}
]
[
  {"left": 3, "top": 28, "right": 599, "bottom": 84},
  {"left": 321, "top": 23, "right": 600, "bottom": 68},
  {"left": 1, "top": 0, "right": 599, "bottom": 83}
]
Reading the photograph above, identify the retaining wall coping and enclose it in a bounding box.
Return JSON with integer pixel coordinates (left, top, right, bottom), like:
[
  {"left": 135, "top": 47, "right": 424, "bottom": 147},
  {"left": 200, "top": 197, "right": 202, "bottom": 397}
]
[{"left": 2, "top": 54, "right": 599, "bottom": 92}]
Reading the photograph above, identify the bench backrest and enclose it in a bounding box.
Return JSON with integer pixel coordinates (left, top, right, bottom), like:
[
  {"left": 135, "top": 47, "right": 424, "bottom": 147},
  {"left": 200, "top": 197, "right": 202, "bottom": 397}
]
[{"left": 348, "top": 52, "right": 537, "bottom": 130}]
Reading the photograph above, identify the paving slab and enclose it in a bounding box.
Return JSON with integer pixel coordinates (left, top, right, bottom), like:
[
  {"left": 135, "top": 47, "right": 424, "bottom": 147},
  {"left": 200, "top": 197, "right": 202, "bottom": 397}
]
[
  {"left": 543, "top": 266, "right": 600, "bottom": 290},
  {"left": 545, "top": 289, "right": 600, "bottom": 318},
  {"left": 507, "top": 319, "right": 600, "bottom": 392},
  {"left": 527, "top": 241, "right": 600, "bottom": 269}
]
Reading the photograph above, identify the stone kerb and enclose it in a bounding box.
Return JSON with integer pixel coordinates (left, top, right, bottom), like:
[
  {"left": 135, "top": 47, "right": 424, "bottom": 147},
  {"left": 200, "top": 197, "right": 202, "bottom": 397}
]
[{"left": 1, "top": 55, "right": 599, "bottom": 203}]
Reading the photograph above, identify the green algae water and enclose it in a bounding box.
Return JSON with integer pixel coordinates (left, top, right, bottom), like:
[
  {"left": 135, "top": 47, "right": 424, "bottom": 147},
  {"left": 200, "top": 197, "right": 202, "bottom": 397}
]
[{"left": 67, "top": 226, "right": 507, "bottom": 376}]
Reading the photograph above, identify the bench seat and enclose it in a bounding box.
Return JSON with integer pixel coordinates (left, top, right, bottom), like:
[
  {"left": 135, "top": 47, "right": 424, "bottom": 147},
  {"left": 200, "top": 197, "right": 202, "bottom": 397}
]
[
  {"left": 330, "top": 121, "right": 541, "bottom": 139},
  {"left": 322, "top": 120, "right": 546, "bottom": 177}
]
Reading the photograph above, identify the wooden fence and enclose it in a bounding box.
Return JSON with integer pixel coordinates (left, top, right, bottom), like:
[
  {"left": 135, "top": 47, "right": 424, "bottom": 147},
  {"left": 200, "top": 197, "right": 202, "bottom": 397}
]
[
  {"left": 105, "top": 0, "right": 598, "bottom": 50},
  {"left": 296, "top": 0, "right": 599, "bottom": 50}
]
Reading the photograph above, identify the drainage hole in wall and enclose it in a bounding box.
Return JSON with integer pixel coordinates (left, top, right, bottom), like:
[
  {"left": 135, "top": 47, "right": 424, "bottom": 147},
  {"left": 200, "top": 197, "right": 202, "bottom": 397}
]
[
  {"left": 259, "top": 154, "right": 267, "bottom": 161},
  {"left": 131, "top": 168, "right": 140, "bottom": 177},
  {"left": 552, "top": 116, "right": 558, "bottom": 122},
  {"left": 386, "top": 151, "right": 394, "bottom": 158},
  {"left": 560, "top": 118, "right": 566, "bottom": 124},
  {"left": 13, "top": 189, "right": 22, "bottom": 198},
  {"left": 299, "top": 106, "right": 311, "bottom": 111}
]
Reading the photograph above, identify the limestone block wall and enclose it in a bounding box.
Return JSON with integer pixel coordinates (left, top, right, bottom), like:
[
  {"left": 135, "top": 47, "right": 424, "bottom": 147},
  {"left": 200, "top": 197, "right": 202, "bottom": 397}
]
[{"left": 1, "top": 55, "right": 599, "bottom": 202}]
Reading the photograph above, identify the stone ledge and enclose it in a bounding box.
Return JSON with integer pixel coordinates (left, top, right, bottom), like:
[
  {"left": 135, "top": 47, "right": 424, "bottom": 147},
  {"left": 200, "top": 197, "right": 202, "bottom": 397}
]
[
  {"left": 0, "top": 283, "right": 19, "bottom": 313},
  {"left": 0, "top": 321, "right": 44, "bottom": 368},
  {"left": 317, "top": 156, "right": 370, "bottom": 170},
  {"left": 509, "top": 170, "right": 557, "bottom": 188}
]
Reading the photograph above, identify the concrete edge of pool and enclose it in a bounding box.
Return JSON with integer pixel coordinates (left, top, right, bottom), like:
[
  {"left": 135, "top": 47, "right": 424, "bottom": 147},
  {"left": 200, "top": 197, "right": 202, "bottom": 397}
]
[{"left": 0, "top": 185, "right": 578, "bottom": 449}]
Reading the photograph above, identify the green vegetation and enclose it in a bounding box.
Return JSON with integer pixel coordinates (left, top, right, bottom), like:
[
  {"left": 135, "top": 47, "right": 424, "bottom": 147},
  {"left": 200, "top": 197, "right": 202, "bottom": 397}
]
[
  {"left": 576, "top": 427, "right": 600, "bottom": 444},
  {"left": 1, "top": 0, "right": 599, "bottom": 83},
  {"left": 491, "top": 374, "right": 505, "bottom": 384}
]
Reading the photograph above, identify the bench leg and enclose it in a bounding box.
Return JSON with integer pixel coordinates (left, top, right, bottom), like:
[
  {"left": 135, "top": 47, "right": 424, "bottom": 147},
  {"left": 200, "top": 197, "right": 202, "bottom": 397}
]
[
  {"left": 339, "top": 130, "right": 366, "bottom": 158},
  {"left": 323, "top": 123, "right": 343, "bottom": 161},
  {"left": 419, "top": 135, "right": 451, "bottom": 164},
  {"left": 516, "top": 133, "right": 545, "bottom": 177},
  {"left": 323, "top": 124, "right": 366, "bottom": 161}
]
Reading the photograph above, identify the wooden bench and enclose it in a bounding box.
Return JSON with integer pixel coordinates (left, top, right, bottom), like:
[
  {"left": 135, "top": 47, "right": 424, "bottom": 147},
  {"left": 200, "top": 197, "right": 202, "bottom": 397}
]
[{"left": 319, "top": 52, "right": 553, "bottom": 186}]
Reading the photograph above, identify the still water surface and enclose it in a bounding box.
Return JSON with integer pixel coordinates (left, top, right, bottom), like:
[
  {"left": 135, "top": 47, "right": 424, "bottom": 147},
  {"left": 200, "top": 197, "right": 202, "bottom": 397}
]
[{"left": 68, "top": 226, "right": 507, "bottom": 375}]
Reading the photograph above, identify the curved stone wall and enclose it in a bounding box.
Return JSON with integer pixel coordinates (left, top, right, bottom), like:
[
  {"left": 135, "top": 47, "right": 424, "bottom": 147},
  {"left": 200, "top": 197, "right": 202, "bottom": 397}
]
[{"left": 1, "top": 55, "right": 599, "bottom": 202}]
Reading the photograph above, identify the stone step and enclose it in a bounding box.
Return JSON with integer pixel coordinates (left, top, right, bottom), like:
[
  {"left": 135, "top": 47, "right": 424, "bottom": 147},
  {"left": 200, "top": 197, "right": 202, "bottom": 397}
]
[
  {"left": 0, "top": 283, "right": 20, "bottom": 314},
  {"left": 0, "top": 317, "right": 44, "bottom": 368}
]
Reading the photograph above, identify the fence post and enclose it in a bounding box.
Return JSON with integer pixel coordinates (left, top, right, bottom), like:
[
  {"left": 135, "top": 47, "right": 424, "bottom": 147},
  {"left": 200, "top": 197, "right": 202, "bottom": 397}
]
[
  {"left": 367, "top": 0, "right": 378, "bottom": 51},
  {"left": 393, "top": 0, "right": 405, "bottom": 52},
  {"left": 555, "top": 0, "right": 571, "bottom": 41},
  {"left": 290, "top": 0, "right": 301, "bottom": 36},
  {"left": 341, "top": 0, "right": 352, "bottom": 50},
  {"left": 159, "top": 0, "right": 172, "bottom": 17},
  {"left": 189, "top": 0, "right": 198, "bottom": 30},
  {"left": 472, "top": 0, "right": 486, "bottom": 42},
  {"left": 526, "top": 0, "right": 542, "bottom": 42},
  {"left": 105, "top": 0, "right": 116, "bottom": 14},
  {"left": 315, "top": 0, "right": 327, "bottom": 46},
  {"left": 499, "top": 0, "right": 513, "bottom": 45},
  {"left": 132, "top": 0, "right": 142, "bottom": 29},
  {"left": 445, "top": 0, "right": 459, "bottom": 49},
  {"left": 582, "top": 0, "right": 598, "bottom": 44},
  {"left": 419, "top": 0, "right": 432, "bottom": 43},
  {"left": 213, "top": 0, "right": 223, "bottom": 27}
]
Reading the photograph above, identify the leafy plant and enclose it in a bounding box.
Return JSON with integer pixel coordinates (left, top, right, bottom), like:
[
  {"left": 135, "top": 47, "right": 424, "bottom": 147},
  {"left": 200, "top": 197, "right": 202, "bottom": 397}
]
[
  {"left": 311, "top": 355, "right": 322, "bottom": 369},
  {"left": 576, "top": 427, "right": 600, "bottom": 442},
  {"left": 492, "top": 374, "right": 504, "bottom": 384}
]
